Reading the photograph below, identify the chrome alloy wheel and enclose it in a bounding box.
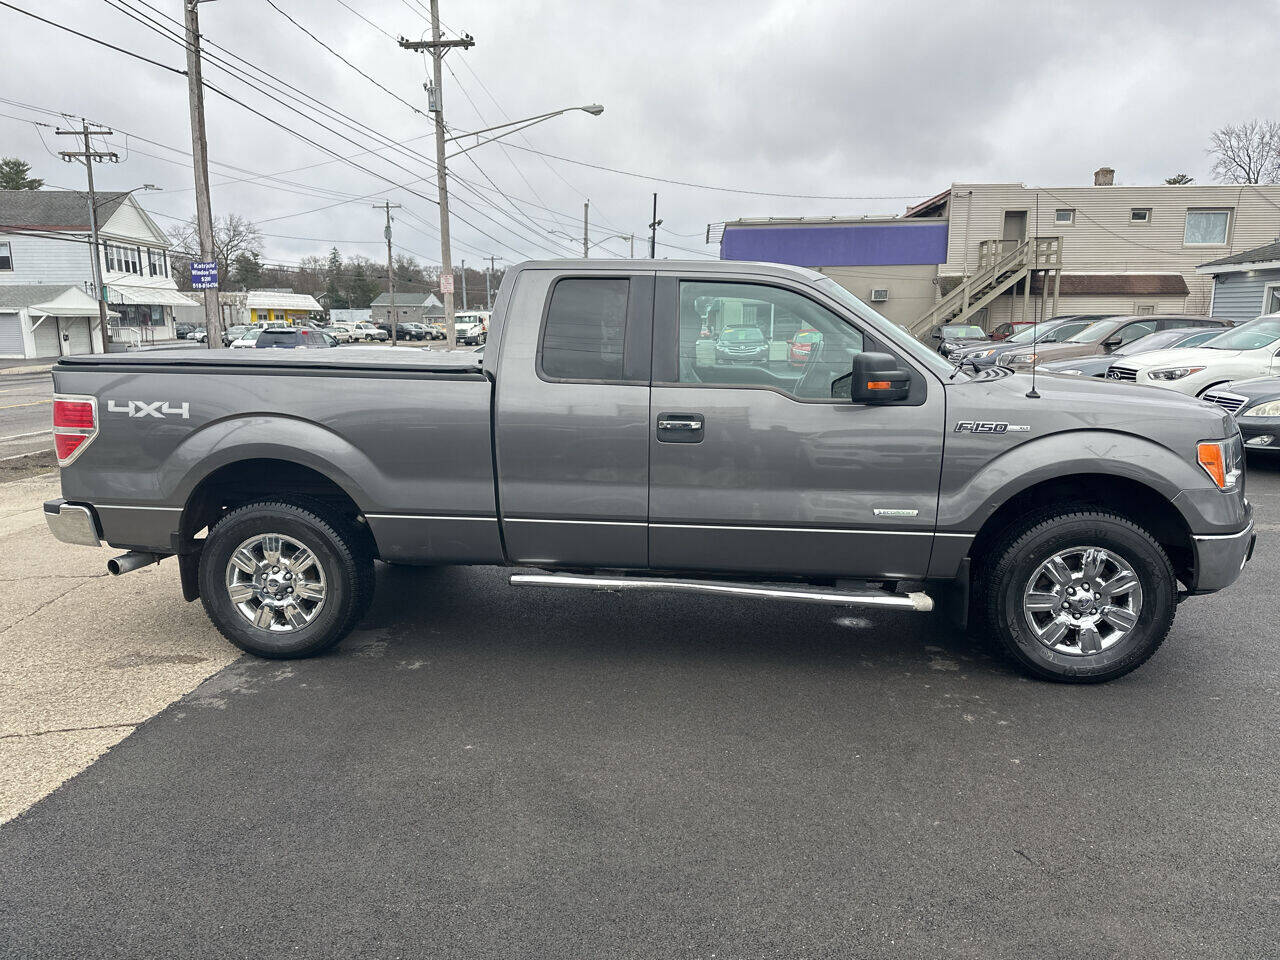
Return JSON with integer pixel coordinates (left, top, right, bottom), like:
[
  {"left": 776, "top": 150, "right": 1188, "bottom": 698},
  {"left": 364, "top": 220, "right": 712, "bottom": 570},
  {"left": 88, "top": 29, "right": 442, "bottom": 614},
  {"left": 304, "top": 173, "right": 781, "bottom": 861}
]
[
  {"left": 1022, "top": 546, "right": 1143, "bottom": 656},
  {"left": 224, "top": 533, "right": 327, "bottom": 632}
]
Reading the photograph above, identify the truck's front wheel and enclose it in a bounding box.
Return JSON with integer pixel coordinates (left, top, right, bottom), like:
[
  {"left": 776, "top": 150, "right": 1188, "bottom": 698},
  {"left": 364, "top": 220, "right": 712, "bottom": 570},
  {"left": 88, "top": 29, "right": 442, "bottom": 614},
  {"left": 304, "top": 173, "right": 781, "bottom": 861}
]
[
  {"left": 198, "top": 501, "right": 372, "bottom": 659},
  {"left": 980, "top": 510, "right": 1176, "bottom": 683}
]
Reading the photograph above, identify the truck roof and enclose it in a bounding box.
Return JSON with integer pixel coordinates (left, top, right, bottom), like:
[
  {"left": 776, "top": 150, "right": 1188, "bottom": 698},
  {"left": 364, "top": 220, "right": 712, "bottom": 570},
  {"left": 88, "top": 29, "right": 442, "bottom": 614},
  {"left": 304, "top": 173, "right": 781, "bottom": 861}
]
[{"left": 511, "top": 259, "right": 827, "bottom": 283}]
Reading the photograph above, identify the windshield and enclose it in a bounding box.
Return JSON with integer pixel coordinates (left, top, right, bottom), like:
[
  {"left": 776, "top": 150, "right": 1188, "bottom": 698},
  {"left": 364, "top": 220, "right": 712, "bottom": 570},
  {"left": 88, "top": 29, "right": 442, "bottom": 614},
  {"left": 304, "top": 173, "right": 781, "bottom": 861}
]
[
  {"left": 239, "top": 328, "right": 262, "bottom": 342},
  {"left": 256, "top": 330, "right": 297, "bottom": 347},
  {"left": 1004, "top": 320, "right": 1085, "bottom": 344},
  {"left": 1066, "top": 318, "right": 1122, "bottom": 343},
  {"left": 1112, "top": 330, "right": 1182, "bottom": 355},
  {"left": 722, "top": 328, "right": 764, "bottom": 342},
  {"left": 944, "top": 325, "right": 985, "bottom": 339},
  {"left": 1201, "top": 317, "right": 1280, "bottom": 350}
]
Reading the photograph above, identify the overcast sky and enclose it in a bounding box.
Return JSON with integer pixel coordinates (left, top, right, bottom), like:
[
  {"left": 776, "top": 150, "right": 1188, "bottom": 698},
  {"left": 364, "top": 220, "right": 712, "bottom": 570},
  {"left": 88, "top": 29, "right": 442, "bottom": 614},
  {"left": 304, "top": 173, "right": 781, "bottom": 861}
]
[{"left": 0, "top": 0, "right": 1272, "bottom": 270}]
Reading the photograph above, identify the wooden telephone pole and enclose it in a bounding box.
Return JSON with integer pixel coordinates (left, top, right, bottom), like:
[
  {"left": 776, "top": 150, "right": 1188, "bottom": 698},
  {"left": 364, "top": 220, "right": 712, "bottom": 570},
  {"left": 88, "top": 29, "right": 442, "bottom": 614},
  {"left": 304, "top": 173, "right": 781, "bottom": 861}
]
[
  {"left": 184, "top": 0, "right": 223, "bottom": 348},
  {"left": 398, "top": 5, "right": 474, "bottom": 348},
  {"left": 374, "top": 201, "right": 402, "bottom": 346},
  {"left": 56, "top": 121, "right": 116, "bottom": 351}
]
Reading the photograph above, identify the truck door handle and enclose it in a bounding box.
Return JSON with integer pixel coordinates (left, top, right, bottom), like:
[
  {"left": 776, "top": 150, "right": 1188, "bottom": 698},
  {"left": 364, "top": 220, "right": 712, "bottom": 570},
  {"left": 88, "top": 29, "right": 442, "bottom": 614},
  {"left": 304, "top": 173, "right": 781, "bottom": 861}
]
[{"left": 657, "top": 413, "right": 704, "bottom": 443}]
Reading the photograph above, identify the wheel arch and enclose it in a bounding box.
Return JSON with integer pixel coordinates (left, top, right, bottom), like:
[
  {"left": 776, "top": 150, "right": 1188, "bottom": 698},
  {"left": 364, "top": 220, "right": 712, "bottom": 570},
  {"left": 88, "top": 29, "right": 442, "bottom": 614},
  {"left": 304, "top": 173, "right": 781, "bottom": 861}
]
[{"left": 967, "top": 473, "right": 1195, "bottom": 588}]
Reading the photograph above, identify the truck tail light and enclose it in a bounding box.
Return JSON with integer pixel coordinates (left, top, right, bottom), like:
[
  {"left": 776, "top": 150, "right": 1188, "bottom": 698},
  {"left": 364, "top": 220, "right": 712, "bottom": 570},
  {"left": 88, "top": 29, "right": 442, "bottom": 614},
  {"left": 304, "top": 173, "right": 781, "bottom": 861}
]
[{"left": 52, "top": 394, "right": 98, "bottom": 466}]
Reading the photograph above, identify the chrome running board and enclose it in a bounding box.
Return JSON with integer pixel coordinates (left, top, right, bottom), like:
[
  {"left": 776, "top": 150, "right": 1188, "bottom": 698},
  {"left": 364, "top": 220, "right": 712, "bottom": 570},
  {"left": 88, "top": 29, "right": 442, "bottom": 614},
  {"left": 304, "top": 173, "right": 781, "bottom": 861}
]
[{"left": 509, "top": 573, "right": 933, "bottom": 611}]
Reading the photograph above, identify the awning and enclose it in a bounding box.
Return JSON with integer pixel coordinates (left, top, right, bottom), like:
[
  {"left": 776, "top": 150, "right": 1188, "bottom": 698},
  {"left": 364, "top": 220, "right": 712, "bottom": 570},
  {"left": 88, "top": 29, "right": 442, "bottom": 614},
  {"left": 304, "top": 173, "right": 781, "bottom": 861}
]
[
  {"left": 108, "top": 284, "right": 199, "bottom": 307},
  {"left": 30, "top": 287, "right": 119, "bottom": 318}
]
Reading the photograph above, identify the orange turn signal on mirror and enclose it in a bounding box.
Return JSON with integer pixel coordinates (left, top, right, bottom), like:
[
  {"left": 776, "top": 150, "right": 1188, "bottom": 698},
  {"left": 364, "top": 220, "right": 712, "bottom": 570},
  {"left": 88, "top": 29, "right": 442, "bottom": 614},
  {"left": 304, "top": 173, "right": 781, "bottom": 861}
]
[
  {"left": 866, "top": 380, "right": 892, "bottom": 390},
  {"left": 1197, "top": 442, "right": 1226, "bottom": 488}
]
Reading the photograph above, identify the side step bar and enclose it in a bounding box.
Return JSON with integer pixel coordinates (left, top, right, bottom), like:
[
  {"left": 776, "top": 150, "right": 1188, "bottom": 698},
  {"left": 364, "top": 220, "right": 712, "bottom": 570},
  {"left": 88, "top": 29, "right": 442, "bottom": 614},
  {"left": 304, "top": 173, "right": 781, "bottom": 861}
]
[{"left": 509, "top": 573, "right": 933, "bottom": 612}]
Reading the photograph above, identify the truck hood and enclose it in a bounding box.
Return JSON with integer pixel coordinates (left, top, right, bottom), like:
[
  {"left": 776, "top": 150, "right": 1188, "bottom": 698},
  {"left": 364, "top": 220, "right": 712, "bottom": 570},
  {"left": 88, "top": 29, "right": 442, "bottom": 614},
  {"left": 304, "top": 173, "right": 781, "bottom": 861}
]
[
  {"left": 1004, "top": 341, "right": 1098, "bottom": 364},
  {"left": 946, "top": 366, "right": 1233, "bottom": 440},
  {"left": 1106, "top": 346, "right": 1244, "bottom": 371}
]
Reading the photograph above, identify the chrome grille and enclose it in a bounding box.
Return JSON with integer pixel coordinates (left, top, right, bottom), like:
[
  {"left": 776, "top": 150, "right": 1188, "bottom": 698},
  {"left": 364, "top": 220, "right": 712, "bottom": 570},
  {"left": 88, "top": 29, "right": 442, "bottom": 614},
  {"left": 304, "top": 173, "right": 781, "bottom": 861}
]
[
  {"left": 1106, "top": 366, "right": 1137, "bottom": 382},
  {"left": 1202, "top": 390, "right": 1248, "bottom": 415}
]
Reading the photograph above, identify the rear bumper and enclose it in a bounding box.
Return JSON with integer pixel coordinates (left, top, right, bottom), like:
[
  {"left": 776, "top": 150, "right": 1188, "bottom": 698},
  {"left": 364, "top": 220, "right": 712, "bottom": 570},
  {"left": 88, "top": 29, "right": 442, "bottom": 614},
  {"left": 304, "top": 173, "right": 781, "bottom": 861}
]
[
  {"left": 1190, "top": 518, "right": 1255, "bottom": 594},
  {"left": 43, "top": 498, "right": 101, "bottom": 547}
]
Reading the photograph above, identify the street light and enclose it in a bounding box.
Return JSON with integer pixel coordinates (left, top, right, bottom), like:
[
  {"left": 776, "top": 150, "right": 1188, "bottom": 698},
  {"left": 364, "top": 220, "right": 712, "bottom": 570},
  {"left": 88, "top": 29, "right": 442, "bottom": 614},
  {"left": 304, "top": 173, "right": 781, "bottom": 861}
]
[
  {"left": 549, "top": 231, "right": 634, "bottom": 258},
  {"left": 444, "top": 104, "right": 604, "bottom": 160},
  {"left": 95, "top": 183, "right": 160, "bottom": 208}
]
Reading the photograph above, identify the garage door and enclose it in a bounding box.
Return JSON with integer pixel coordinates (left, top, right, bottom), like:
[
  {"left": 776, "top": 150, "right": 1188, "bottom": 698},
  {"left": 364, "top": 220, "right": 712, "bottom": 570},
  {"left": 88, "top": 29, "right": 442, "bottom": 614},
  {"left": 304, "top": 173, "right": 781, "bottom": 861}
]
[
  {"left": 0, "top": 312, "right": 21, "bottom": 356},
  {"left": 31, "top": 316, "right": 59, "bottom": 357},
  {"left": 61, "top": 318, "right": 93, "bottom": 355}
]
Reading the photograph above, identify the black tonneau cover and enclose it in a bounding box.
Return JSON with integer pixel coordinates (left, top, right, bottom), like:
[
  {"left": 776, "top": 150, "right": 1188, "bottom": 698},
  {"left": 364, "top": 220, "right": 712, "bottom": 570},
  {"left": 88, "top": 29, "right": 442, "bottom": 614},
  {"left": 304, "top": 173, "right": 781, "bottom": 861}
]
[{"left": 57, "top": 346, "right": 483, "bottom": 375}]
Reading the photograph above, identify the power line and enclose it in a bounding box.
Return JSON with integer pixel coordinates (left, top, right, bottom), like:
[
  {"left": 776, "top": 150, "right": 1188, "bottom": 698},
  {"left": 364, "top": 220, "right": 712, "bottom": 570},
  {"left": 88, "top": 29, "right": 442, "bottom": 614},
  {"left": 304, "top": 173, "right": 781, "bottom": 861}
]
[
  {"left": 498, "top": 141, "right": 932, "bottom": 200},
  {"left": 260, "top": 0, "right": 425, "bottom": 116},
  {"left": 0, "top": 0, "right": 185, "bottom": 75}
]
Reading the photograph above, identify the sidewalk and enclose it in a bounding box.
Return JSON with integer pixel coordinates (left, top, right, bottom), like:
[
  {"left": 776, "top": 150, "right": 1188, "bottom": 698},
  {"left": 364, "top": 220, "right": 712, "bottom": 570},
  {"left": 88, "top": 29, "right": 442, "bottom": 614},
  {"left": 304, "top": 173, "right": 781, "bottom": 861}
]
[
  {"left": 0, "top": 473, "right": 235, "bottom": 823},
  {"left": 0, "top": 358, "right": 54, "bottom": 377}
]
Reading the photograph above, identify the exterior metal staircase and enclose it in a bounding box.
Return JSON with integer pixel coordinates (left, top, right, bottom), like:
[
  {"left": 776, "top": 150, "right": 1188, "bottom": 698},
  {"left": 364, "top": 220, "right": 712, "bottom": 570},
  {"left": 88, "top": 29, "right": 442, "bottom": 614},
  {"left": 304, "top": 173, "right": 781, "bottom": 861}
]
[{"left": 910, "top": 236, "right": 1062, "bottom": 337}]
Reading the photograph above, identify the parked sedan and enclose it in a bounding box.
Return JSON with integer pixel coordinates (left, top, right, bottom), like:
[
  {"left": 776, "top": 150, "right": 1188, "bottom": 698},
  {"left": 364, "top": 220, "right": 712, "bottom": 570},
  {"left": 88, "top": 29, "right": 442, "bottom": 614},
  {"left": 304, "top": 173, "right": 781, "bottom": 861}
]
[
  {"left": 949, "top": 317, "right": 1097, "bottom": 369},
  {"left": 229, "top": 328, "right": 264, "bottom": 348},
  {"left": 325, "top": 324, "right": 354, "bottom": 343},
  {"left": 254, "top": 327, "right": 339, "bottom": 349},
  {"left": 1201, "top": 376, "right": 1280, "bottom": 451},
  {"left": 402, "top": 322, "right": 433, "bottom": 341},
  {"left": 1040, "top": 327, "right": 1226, "bottom": 377},
  {"left": 927, "top": 322, "right": 987, "bottom": 357},
  {"left": 788, "top": 325, "right": 822, "bottom": 366},
  {"left": 1105, "top": 314, "right": 1280, "bottom": 396},
  {"left": 1000, "top": 314, "right": 1231, "bottom": 370},
  {"left": 715, "top": 326, "right": 769, "bottom": 364}
]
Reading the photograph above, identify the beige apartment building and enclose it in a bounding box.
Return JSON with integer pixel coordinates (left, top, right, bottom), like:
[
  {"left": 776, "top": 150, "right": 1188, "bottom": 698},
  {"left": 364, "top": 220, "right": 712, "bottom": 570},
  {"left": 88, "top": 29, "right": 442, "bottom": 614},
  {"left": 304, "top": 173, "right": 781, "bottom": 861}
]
[{"left": 718, "top": 169, "right": 1280, "bottom": 335}]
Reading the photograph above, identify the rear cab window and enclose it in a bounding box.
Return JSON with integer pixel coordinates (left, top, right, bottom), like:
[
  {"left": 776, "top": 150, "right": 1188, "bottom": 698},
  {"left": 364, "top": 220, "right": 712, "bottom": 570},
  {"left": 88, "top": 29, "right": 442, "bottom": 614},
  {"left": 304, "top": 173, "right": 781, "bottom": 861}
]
[{"left": 537, "top": 276, "right": 652, "bottom": 383}]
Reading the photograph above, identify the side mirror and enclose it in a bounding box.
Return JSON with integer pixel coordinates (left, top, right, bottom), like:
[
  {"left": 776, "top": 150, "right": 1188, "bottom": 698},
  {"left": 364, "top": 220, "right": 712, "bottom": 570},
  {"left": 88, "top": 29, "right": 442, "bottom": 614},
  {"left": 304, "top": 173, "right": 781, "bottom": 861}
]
[
  {"left": 1102, "top": 335, "right": 1123, "bottom": 350},
  {"left": 849, "top": 352, "right": 912, "bottom": 404},
  {"left": 930, "top": 330, "right": 943, "bottom": 341}
]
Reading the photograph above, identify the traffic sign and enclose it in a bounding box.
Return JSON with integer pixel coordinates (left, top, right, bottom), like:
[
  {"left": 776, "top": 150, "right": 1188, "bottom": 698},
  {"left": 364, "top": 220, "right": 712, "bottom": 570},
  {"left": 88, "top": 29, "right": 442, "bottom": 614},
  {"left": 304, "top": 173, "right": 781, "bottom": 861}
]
[
  {"left": 439, "top": 273, "right": 454, "bottom": 294},
  {"left": 190, "top": 261, "right": 219, "bottom": 290}
]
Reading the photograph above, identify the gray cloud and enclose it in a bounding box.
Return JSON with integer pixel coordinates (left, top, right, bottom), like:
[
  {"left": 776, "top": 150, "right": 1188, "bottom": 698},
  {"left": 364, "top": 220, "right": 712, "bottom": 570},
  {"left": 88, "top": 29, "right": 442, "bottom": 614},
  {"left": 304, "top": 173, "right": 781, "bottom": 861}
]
[{"left": 0, "top": 0, "right": 1272, "bottom": 268}]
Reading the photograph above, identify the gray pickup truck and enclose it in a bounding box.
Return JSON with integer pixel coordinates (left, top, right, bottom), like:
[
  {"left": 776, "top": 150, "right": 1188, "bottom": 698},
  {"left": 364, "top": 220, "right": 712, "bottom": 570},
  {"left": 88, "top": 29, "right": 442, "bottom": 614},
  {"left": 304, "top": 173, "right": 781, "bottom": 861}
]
[{"left": 44, "top": 260, "right": 1254, "bottom": 682}]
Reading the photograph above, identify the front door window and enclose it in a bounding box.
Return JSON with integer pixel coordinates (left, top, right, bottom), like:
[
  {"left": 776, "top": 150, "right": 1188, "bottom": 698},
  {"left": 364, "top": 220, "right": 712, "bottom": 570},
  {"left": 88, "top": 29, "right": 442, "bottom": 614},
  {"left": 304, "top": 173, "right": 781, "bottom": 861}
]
[{"left": 676, "top": 280, "right": 863, "bottom": 400}]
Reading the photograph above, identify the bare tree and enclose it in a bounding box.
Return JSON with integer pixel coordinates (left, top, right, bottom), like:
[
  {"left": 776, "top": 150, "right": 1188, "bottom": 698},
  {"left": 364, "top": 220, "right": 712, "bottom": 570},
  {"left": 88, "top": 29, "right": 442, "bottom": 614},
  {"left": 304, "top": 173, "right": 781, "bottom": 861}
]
[
  {"left": 1208, "top": 119, "right": 1280, "bottom": 184},
  {"left": 169, "top": 213, "right": 264, "bottom": 287}
]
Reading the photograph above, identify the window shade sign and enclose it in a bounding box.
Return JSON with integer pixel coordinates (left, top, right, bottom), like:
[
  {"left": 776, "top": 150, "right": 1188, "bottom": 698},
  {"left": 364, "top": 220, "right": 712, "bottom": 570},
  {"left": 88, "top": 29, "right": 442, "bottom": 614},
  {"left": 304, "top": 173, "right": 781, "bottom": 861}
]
[{"left": 190, "top": 261, "right": 219, "bottom": 290}]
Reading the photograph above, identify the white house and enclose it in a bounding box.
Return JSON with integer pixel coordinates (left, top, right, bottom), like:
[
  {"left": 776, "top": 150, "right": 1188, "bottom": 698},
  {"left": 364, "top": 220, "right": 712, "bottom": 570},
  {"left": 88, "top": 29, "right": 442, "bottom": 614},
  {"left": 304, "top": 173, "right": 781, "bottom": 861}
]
[{"left": 0, "top": 189, "right": 193, "bottom": 357}]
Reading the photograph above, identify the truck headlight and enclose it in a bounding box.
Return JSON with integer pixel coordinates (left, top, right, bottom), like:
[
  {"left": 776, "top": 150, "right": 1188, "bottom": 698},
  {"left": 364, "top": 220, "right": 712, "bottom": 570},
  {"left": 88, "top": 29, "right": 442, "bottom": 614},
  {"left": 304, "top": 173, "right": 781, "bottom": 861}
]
[
  {"left": 970, "top": 349, "right": 996, "bottom": 359},
  {"left": 1148, "top": 366, "right": 1205, "bottom": 381},
  {"left": 1242, "top": 400, "right": 1280, "bottom": 417},
  {"left": 1197, "top": 438, "right": 1244, "bottom": 490}
]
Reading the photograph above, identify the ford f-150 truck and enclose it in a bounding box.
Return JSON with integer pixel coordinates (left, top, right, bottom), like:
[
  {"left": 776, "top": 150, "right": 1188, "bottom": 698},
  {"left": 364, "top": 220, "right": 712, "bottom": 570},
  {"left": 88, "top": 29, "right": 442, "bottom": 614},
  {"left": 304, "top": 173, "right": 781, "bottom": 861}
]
[{"left": 44, "top": 260, "right": 1254, "bottom": 683}]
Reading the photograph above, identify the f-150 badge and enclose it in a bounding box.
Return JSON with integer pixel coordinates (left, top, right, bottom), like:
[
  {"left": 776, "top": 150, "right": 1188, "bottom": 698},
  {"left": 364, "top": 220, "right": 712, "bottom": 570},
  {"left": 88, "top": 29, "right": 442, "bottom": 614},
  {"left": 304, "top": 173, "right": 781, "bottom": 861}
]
[
  {"left": 107, "top": 400, "right": 191, "bottom": 419},
  {"left": 954, "top": 421, "right": 1030, "bottom": 433}
]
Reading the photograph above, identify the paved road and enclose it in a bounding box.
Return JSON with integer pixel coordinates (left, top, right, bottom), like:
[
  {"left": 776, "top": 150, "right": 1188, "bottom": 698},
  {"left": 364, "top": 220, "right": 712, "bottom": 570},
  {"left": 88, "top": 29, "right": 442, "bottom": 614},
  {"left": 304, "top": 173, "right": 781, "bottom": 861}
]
[
  {"left": 0, "top": 371, "right": 53, "bottom": 459},
  {"left": 0, "top": 462, "right": 1277, "bottom": 958}
]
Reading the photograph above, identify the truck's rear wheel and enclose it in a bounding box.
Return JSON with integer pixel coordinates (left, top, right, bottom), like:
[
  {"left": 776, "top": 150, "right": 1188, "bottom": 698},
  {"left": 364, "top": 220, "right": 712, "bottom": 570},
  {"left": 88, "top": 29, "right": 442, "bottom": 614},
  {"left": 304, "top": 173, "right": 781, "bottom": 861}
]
[
  {"left": 980, "top": 509, "right": 1176, "bottom": 683},
  {"left": 198, "top": 500, "right": 372, "bottom": 659}
]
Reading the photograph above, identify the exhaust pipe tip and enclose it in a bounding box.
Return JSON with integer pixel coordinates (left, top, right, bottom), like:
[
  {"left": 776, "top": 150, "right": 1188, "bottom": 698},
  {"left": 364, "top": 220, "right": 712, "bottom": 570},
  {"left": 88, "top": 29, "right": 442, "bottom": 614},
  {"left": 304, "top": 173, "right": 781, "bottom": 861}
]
[{"left": 107, "top": 551, "right": 167, "bottom": 576}]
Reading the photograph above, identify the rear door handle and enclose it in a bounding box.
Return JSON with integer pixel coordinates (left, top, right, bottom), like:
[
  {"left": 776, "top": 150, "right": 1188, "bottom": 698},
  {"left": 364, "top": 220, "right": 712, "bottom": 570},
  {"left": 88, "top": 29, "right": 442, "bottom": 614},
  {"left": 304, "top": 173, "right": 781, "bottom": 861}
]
[{"left": 656, "top": 413, "right": 704, "bottom": 443}]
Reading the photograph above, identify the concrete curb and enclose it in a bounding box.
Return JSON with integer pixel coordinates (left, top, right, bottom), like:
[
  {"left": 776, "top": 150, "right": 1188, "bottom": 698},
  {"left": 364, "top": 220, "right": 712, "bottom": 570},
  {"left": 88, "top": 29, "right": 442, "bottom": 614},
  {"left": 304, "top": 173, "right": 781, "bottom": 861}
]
[{"left": 0, "top": 362, "right": 54, "bottom": 377}]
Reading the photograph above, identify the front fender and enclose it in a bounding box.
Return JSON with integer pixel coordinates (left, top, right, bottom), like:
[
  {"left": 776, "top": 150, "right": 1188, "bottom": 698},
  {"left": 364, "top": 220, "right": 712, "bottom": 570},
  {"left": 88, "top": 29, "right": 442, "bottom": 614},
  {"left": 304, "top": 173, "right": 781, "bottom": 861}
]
[{"left": 938, "top": 429, "right": 1233, "bottom": 535}]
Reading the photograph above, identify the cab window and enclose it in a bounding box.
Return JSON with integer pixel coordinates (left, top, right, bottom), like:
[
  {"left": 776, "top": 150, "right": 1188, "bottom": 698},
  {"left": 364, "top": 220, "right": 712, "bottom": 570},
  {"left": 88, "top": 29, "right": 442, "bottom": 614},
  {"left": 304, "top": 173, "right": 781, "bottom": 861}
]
[{"left": 676, "top": 280, "right": 864, "bottom": 400}]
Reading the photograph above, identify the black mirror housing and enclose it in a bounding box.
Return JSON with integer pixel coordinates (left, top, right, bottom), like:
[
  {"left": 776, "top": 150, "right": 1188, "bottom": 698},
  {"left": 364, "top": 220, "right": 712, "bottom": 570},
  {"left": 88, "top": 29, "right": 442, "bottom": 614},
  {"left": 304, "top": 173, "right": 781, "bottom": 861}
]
[{"left": 849, "top": 352, "right": 912, "bottom": 403}]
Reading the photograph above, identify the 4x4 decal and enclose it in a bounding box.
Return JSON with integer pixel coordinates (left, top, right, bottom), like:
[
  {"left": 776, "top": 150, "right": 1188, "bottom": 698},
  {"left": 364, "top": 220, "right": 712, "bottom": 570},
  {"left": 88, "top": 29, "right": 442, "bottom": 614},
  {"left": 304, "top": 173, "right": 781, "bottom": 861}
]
[{"left": 106, "top": 400, "right": 191, "bottom": 419}]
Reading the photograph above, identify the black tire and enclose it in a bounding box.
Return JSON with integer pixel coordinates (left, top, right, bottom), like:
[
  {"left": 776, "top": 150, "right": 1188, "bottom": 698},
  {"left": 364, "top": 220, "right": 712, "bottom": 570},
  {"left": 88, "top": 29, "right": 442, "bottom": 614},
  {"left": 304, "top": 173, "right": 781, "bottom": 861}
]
[
  {"left": 978, "top": 508, "right": 1176, "bottom": 683},
  {"left": 198, "top": 500, "right": 373, "bottom": 659}
]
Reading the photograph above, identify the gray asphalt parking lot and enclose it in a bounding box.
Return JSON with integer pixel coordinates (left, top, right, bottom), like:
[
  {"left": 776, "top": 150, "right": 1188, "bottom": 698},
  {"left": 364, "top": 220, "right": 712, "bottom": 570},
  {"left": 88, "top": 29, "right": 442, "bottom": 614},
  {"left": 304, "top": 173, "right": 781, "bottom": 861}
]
[{"left": 0, "top": 453, "right": 1277, "bottom": 957}]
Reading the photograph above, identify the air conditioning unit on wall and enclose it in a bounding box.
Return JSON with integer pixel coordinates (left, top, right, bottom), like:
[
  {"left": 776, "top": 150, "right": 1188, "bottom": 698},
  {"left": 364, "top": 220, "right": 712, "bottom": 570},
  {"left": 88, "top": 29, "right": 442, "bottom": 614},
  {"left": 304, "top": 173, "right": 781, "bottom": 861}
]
[{"left": 870, "top": 288, "right": 889, "bottom": 302}]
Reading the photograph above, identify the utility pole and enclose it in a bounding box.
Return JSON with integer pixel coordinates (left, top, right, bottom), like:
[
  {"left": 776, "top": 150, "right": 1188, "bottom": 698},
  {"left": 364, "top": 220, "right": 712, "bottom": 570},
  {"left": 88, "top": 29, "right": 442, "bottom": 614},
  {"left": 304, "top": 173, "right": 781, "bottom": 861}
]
[
  {"left": 374, "top": 201, "right": 401, "bottom": 346},
  {"left": 583, "top": 201, "right": 590, "bottom": 258},
  {"left": 648, "top": 193, "right": 662, "bottom": 259},
  {"left": 485, "top": 255, "right": 501, "bottom": 309},
  {"left": 56, "top": 121, "right": 116, "bottom": 352},
  {"left": 399, "top": 8, "right": 474, "bottom": 349},
  {"left": 628, "top": 235, "right": 635, "bottom": 258},
  {"left": 183, "top": 0, "right": 222, "bottom": 349},
  {"left": 460, "top": 259, "right": 467, "bottom": 310}
]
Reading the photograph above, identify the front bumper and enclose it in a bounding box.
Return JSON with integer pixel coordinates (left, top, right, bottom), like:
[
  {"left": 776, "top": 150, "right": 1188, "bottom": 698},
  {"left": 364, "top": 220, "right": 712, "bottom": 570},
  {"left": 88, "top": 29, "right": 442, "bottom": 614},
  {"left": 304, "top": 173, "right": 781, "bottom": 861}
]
[
  {"left": 44, "top": 498, "right": 101, "bottom": 547},
  {"left": 1191, "top": 518, "right": 1255, "bottom": 594},
  {"left": 1238, "top": 416, "right": 1280, "bottom": 450}
]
